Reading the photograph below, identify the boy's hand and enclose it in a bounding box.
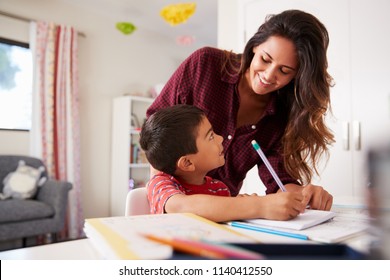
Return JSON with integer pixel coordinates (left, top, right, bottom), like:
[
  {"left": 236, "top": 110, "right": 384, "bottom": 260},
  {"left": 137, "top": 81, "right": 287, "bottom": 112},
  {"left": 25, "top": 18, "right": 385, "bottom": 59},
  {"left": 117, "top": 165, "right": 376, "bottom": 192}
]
[{"left": 263, "top": 192, "right": 306, "bottom": 220}]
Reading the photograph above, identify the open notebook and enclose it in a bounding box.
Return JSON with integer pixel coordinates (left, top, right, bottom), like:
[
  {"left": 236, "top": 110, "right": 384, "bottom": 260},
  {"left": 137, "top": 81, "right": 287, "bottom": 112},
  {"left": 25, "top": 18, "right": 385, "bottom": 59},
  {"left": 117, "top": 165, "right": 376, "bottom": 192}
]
[
  {"left": 231, "top": 207, "right": 368, "bottom": 243},
  {"left": 242, "top": 209, "right": 337, "bottom": 230}
]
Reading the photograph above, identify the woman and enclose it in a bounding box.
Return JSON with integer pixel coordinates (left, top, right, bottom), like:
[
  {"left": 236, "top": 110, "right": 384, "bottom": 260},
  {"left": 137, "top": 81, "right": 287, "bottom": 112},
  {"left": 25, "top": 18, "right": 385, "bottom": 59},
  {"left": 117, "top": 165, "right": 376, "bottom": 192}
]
[{"left": 147, "top": 9, "right": 334, "bottom": 211}]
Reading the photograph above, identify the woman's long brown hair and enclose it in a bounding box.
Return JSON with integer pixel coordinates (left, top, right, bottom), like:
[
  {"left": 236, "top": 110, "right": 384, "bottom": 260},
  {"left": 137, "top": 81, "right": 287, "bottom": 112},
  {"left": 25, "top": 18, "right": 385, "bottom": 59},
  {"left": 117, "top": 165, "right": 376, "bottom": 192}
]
[{"left": 224, "top": 10, "right": 335, "bottom": 184}]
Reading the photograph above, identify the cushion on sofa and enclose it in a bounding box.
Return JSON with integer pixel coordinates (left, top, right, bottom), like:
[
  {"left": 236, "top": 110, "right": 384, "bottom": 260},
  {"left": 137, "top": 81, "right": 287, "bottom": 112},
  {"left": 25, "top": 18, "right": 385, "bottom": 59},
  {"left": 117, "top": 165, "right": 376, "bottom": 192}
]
[{"left": 0, "top": 199, "right": 54, "bottom": 223}]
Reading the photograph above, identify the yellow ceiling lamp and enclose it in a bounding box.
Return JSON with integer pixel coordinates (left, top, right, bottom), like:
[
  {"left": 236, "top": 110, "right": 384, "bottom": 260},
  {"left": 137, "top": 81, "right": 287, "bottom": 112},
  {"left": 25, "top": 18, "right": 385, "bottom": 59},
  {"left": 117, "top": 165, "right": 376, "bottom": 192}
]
[{"left": 160, "top": 3, "right": 197, "bottom": 26}]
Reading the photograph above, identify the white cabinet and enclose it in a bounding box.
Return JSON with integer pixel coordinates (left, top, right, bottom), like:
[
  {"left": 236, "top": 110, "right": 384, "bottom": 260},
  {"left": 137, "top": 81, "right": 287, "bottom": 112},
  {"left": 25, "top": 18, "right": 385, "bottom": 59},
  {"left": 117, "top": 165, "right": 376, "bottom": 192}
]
[
  {"left": 346, "top": 0, "right": 390, "bottom": 193},
  {"left": 110, "top": 95, "right": 154, "bottom": 216},
  {"left": 315, "top": 0, "right": 390, "bottom": 198},
  {"left": 236, "top": 0, "right": 390, "bottom": 198}
]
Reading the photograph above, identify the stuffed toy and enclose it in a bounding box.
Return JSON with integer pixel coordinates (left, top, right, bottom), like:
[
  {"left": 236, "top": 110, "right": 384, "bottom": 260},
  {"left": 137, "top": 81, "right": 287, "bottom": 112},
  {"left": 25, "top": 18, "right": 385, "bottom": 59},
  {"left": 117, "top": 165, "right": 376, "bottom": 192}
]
[{"left": 0, "top": 160, "right": 47, "bottom": 200}]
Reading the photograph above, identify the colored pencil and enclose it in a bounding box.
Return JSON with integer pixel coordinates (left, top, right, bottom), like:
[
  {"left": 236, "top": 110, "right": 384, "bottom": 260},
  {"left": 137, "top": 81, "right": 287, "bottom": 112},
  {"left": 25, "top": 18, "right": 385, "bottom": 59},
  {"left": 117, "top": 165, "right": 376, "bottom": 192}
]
[
  {"left": 230, "top": 221, "right": 308, "bottom": 240},
  {"left": 143, "top": 234, "right": 264, "bottom": 259}
]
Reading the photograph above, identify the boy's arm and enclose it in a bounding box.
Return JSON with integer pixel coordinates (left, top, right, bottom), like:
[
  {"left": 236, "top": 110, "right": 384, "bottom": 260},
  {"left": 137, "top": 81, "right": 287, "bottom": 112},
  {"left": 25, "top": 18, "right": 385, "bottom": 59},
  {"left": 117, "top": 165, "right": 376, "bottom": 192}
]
[{"left": 165, "top": 192, "right": 306, "bottom": 222}]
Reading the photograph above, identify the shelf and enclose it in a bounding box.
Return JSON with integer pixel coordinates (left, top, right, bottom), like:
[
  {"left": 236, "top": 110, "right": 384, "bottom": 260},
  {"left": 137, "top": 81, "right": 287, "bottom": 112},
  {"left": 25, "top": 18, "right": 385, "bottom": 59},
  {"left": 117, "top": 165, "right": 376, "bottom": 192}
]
[
  {"left": 111, "top": 95, "right": 154, "bottom": 216},
  {"left": 129, "top": 163, "right": 150, "bottom": 168},
  {"left": 123, "top": 95, "right": 154, "bottom": 103},
  {"left": 130, "top": 129, "right": 141, "bottom": 135}
]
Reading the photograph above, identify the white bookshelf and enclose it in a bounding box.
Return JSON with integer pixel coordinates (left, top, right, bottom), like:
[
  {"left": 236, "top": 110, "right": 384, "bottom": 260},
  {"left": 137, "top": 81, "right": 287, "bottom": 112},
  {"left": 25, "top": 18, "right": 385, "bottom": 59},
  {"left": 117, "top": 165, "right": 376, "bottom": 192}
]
[{"left": 110, "top": 95, "right": 154, "bottom": 216}]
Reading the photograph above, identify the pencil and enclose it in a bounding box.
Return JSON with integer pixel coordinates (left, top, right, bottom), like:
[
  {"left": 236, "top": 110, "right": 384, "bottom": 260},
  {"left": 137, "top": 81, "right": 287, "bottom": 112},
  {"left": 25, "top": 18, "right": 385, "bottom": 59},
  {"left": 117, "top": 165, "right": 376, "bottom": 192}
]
[
  {"left": 251, "top": 140, "right": 287, "bottom": 192},
  {"left": 143, "top": 234, "right": 264, "bottom": 259}
]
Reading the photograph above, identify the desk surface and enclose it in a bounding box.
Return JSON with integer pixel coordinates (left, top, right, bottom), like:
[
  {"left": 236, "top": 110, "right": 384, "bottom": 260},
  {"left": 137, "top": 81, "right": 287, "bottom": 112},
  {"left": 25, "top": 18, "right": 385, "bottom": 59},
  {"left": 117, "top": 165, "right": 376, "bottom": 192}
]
[
  {"left": 0, "top": 201, "right": 372, "bottom": 260},
  {"left": 0, "top": 229, "right": 371, "bottom": 260},
  {"left": 0, "top": 239, "right": 100, "bottom": 260}
]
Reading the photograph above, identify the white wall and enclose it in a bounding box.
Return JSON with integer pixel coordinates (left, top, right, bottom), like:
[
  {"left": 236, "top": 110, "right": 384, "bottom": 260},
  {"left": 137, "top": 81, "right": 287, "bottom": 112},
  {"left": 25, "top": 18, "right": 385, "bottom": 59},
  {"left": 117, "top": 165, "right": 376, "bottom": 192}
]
[
  {"left": 217, "top": 0, "right": 240, "bottom": 52},
  {"left": 218, "top": 0, "right": 266, "bottom": 195},
  {"left": 0, "top": 0, "right": 203, "bottom": 218}
]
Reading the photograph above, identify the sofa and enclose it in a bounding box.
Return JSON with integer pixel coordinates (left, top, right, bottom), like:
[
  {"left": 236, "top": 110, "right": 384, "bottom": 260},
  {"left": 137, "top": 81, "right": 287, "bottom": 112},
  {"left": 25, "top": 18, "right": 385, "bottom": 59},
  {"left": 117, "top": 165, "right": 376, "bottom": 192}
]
[{"left": 0, "top": 155, "right": 72, "bottom": 249}]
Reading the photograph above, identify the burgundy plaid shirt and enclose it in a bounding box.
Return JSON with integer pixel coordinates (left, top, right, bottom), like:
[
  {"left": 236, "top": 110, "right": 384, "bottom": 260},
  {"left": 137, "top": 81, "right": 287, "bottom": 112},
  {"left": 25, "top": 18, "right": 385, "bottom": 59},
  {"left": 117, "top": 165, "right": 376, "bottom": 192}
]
[{"left": 147, "top": 47, "right": 298, "bottom": 196}]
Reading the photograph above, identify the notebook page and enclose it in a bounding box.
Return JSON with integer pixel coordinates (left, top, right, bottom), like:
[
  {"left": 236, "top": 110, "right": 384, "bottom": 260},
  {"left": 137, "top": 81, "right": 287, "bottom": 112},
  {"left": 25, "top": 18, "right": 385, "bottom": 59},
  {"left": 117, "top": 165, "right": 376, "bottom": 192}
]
[{"left": 243, "top": 209, "right": 337, "bottom": 230}]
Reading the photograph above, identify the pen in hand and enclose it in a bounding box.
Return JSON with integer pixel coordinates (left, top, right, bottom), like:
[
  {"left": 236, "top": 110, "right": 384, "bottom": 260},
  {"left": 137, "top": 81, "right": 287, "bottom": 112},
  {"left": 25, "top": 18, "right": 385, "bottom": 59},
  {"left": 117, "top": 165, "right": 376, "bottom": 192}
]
[{"left": 251, "top": 140, "right": 287, "bottom": 192}]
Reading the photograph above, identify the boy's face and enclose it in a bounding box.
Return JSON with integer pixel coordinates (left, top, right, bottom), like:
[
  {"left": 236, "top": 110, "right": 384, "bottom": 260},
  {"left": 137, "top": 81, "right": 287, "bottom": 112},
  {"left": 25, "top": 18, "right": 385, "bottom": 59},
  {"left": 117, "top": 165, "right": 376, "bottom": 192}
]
[{"left": 191, "top": 116, "right": 225, "bottom": 172}]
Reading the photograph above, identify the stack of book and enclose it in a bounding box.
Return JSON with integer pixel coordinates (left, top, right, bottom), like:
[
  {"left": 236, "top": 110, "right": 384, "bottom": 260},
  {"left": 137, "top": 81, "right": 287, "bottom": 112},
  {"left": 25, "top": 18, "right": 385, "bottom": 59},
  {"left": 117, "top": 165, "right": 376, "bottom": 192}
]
[{"left": 84, "top": 213, "right": 258, "bottom": 260}]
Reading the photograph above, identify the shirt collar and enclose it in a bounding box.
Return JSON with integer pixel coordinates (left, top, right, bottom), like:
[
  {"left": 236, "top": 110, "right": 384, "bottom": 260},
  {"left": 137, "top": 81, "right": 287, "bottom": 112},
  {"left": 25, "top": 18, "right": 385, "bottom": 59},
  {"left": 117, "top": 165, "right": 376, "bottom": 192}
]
[
  {"left": 221, "top": 56, "right": 241, "bottom": 84},
  {"left": 265, "top": 94, "right": 278, "bottom": 116},
  {"left": 220, "top": 58, "right": 279, "bottom": 117}
]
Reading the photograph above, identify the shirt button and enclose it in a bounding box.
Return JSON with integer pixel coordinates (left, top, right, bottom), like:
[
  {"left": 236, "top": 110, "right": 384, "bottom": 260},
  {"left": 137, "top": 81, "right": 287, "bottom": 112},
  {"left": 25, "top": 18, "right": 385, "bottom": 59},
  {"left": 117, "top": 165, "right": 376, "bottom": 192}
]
[
  {"left": 251, "top": 125, "right": 256, "bottom": 129},
  {"left": 227, "top": 135, "right": 232, "bottom": 140}
]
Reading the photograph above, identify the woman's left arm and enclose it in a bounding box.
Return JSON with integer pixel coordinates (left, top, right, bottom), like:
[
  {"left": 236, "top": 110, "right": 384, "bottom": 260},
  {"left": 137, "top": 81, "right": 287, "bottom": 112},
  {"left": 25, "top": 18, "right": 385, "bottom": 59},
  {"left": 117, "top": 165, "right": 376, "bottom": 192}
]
[{"left": 284, "top": 183, "right": 333, "bottom": 211}]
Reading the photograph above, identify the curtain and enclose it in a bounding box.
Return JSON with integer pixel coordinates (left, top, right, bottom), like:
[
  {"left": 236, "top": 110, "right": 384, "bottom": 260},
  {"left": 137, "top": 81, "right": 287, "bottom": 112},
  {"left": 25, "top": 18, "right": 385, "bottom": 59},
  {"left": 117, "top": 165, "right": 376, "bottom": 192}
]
[{"left": 29, "top": 21, "right": 83, "bottom": 239}]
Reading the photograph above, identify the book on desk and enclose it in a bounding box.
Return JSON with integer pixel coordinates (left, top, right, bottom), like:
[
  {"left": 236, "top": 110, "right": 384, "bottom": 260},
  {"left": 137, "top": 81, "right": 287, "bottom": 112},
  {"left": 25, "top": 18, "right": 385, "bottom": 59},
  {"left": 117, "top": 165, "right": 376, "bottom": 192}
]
[{"left": 84, "top": 213, "right": 256, "bottom": 260}]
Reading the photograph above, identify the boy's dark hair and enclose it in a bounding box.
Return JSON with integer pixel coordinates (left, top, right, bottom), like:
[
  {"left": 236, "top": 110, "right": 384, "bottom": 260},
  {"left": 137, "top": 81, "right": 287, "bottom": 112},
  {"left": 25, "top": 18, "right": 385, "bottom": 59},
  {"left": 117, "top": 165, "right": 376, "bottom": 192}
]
[{"left": 139, "top": 104, "right": 206, "bottom": 175}]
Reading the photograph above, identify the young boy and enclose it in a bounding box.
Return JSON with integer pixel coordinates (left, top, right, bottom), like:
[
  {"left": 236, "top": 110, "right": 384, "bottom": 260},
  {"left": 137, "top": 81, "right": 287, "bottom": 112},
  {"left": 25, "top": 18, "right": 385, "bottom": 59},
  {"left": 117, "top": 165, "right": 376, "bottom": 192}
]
[{"left": 139, "top": 104, "right": 306, "bottom": 222}]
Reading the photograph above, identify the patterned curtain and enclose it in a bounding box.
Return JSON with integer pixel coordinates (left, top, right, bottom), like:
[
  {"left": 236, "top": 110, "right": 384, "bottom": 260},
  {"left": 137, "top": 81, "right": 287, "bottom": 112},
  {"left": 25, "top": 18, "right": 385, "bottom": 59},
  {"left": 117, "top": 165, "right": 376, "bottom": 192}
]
[{"left": 29, "top": 21, "right": 83, "bottom": 239}]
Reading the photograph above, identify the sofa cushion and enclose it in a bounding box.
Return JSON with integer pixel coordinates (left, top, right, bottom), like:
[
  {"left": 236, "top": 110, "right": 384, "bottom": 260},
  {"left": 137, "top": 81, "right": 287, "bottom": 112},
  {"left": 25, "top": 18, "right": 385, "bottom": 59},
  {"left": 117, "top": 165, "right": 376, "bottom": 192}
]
[{"left": 0, "top": 199, "right": 54, "bottom": 223}]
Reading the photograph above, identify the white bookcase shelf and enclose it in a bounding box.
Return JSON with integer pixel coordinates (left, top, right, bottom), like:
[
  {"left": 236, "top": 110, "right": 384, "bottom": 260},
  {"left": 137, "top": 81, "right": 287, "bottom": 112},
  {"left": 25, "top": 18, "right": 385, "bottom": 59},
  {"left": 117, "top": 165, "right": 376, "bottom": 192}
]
[{"left": 110, "top": 95, "right": 154, "bottom": 216}]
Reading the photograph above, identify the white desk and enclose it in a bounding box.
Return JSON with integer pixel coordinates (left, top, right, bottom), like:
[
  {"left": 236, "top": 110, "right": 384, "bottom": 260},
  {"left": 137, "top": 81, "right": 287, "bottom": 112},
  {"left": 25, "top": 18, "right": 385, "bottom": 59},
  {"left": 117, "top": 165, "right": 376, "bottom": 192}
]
[
  {"left": 0, "top": 229, "right": 371, "bottom": 260},
  {"left": 0, "top": 239, "right": 100, "bottom": 260},
  {"left": 0, "top": 200, "right": 372, "bottom": 260}
]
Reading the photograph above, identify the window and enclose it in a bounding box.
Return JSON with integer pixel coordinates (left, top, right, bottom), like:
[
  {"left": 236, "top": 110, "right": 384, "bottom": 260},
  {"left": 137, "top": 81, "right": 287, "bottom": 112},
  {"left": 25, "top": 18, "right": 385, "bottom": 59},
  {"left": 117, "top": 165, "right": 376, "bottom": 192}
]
[{"left": 0, "top": 37, "right": 32, "bottom": 131}]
